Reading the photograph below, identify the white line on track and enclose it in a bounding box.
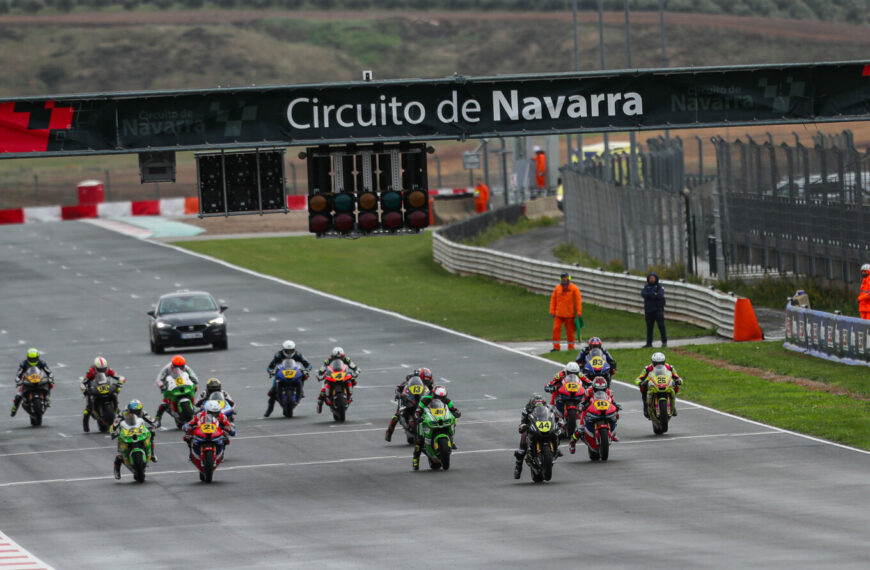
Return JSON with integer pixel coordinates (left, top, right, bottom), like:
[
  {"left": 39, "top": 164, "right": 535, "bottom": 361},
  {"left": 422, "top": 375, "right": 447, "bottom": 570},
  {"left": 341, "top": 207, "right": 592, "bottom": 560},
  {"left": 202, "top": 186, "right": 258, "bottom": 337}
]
[{"left": 138, "top": 237, "right": 870, "bottom": 457}]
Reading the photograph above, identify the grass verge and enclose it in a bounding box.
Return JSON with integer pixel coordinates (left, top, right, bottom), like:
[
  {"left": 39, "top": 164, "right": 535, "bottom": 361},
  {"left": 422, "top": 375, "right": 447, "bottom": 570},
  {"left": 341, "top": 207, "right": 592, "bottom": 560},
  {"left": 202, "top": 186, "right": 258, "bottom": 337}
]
[
  {"left": 539, "top": 344, "right": 870, "bottom": 450},
  {"left": 462, "top": 215, "right": 559, "bottom": 247},
  {"left": 176, "top": 233, "right": 710, "bottom": 343}
]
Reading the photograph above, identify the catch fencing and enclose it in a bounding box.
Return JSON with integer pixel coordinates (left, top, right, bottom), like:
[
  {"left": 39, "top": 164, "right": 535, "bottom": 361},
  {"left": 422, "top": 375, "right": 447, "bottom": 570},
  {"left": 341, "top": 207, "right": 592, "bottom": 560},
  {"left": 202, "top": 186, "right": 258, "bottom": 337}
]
[{"left": 713, "top": 132, "right": 870, "bottom": 283}]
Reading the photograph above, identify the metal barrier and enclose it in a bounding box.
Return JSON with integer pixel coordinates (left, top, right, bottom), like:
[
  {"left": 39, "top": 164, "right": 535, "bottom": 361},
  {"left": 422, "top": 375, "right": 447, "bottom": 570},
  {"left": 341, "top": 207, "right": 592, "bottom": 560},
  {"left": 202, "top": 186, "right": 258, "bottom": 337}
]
[{"left": 432, "top": 225, "right": 737, "bottom": 337}]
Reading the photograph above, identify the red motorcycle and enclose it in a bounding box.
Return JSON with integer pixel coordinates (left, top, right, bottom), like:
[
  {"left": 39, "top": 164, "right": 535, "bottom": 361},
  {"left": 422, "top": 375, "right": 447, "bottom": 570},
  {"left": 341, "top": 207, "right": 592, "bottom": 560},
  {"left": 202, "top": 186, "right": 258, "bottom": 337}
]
[
  {"left": 188, "top": 418, "right": 229, "bottom": 483},
  {"left": 550, "top": 373, "right": 585, "bottom": 440},
  {"left": 579, "top": 387, "right": 619, "bottom": 462},
  {"left": 320, "top": 359, "right": 356, "bottom": 423}
]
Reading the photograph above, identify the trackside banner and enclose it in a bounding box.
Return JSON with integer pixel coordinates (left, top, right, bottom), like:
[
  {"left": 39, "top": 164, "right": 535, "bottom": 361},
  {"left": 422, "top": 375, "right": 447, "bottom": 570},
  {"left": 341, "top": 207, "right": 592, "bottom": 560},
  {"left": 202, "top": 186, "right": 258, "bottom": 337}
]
[
  {"left": 784, "top": 304, "right": 870, "bottom": 366},
  {"left": 1, "top": 61, "right": 869, "bottom": 157}
]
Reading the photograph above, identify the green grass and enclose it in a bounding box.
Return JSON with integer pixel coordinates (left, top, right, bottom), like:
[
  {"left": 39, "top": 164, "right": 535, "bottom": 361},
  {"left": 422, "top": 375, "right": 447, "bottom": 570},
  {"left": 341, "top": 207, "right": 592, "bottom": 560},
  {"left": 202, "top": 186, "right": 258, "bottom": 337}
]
[
  {"left": 176, "top": 233, "right": 711, "bottom": 342},
  {"left": 539, "top": 345, "right": 870, "bottom": 450},
  {"left": 714, "top": 276, "right": 859, "bottom": 316},
  {"left": 462, "top": 215, "right": 559, "bottom": 247}
]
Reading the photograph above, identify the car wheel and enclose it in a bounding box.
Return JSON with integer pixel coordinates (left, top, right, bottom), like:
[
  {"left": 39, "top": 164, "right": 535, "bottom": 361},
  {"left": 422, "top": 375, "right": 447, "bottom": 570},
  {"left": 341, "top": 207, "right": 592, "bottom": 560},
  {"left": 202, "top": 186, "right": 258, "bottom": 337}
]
[
  {"left": 151, "top": 337, "right": 164, "bottom": 354},
  {"left": 214, "top": 339, "right": 228, "bottom": 351}
]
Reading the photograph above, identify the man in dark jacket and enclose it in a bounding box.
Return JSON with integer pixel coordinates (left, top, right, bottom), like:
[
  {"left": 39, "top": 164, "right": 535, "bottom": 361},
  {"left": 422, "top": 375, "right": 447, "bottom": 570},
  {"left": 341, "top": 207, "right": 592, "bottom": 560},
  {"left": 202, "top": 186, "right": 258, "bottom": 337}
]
[{"left": 641, "top": 273, "right": 667, "bottom": 347}]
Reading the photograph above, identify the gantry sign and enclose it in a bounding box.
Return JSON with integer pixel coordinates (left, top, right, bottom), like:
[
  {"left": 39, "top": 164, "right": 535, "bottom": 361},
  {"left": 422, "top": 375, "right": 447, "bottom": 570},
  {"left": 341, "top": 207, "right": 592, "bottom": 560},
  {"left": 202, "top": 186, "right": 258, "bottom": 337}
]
[{"left": 0, "top": 61, "right": 868, "bottom": 232}]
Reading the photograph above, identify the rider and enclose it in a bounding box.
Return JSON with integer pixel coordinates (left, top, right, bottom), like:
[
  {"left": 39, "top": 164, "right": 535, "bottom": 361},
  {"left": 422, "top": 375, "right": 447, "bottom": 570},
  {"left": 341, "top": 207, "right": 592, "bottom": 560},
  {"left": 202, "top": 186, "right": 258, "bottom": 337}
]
[
  {"left": 111, "top": 399, "right": 160, "bottom": 480},
  {"left": 545, "top": 361, "right": 582, "bottom": 405},
  {"left": 155, "top": 355, "right": 199, "bottom": 423},
  {"left": 569, "top": 376, "right": 622, "bottom": 453},
  {"left": 183, "top": 399, "right": 236, "bottom": 461},
  {"left": 636, "top": 351, "right": 683, "bottom": 418},
  {"left": 385, "top": 376, "right": 430, "bottom": 443},
  {"left": 411, "top": 385, "right": 461, "bottom": 464},
  {"left": 81, "top": 356, "right": 126, "bottom": 432},
  {"left": 11, "top": 348, "right": 54, "bottom": 417},
  {"left": 575, "top": 337, "right": 617, "bottom": 375},
  {"left": 195, "top": 377, "right": 236, "bottom": 410},
  {"left": 394, "top": 367, "right": 434, "bottom": 399},
  {"left": 513, "top": 394, "right": 564, "bottom": 480},
  {"left": 315, "top": 347, "right": 360, "bottom": 414},
  {"left": 265, "top": 341, "right": 311, "bottom": 417}
]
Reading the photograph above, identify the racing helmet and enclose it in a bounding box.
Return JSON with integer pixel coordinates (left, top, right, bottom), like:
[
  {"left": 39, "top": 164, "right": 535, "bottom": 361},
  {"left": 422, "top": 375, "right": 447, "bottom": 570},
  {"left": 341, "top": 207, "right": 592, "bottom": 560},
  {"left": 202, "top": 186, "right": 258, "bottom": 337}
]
[
  {"left": 282, "top": 340, "right": 296, "bottom": 357},
  {"left": 204, "top": 400, "right": 222, "bottom": 416},
  {"left": 862, "top": 263, "right": 870, "bottom": 274},
  {"left": 171, "top": 355, "right": 186, "bottom": 367},
  {"left": 331, "top": 347, "right": 345, "bottom": 359},
  {"left": 127, "top": 399, "right": 143, "bottom": 416},
  {"left": 565, "top": 362, "right": 580, "bottom": 375},
  {"left": 591, "top": 376, "right": 608, "bottom": 392},
  {"left": 651, "top": 352, "right": 666, "bottom": 365},
  {"left": 206, "top": 378, "right": 222, "bottom": 394},
  {"left": 588, "top": 337, "right": 602, "bottom": 349},
  {"left": 433, "top": 385, "right": 448, "bottom": 399},
  {"left": 419, "top": 367, "right": 433, "bottom": 386},
  {"left": 528, "top": 394, "right": 546, "bottom": 407},
  {"left": 26, "top": 348, "right": 40, "bottom": 365},
  {"left": 94, "top": 356, "right": 108, "bottom": 373}
]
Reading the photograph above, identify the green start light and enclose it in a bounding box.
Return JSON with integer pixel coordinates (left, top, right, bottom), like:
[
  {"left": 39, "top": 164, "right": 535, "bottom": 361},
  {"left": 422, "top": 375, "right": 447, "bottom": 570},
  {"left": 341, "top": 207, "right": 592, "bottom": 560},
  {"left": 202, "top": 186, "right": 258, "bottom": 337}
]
[
  {"left": 334, "top": 192, "right": 354, "bottom": 212},
  {"left": 382, "top": 190, "right": 402, "bottom": 211}
]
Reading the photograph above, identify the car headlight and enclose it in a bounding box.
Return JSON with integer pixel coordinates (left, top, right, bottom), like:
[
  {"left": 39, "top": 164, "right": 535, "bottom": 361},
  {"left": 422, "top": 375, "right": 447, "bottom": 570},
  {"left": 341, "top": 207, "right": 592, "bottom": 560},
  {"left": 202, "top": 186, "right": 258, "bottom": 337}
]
[
  {"left": 155, "top": 321, "right": 172, "bottom": 329},
  {"left": 208, "top": 316, "right": 225, "bottom": 325}
]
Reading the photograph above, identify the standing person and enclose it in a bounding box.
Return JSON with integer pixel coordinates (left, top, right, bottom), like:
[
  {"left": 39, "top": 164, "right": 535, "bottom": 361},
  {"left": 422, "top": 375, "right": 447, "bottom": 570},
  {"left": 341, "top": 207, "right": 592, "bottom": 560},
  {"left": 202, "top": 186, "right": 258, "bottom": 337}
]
[
  {"left": 549, "top": 272, "right": 582, "bottom": 352},
  {"left": 473, "top": 179, "right": 490, "bottom": 214},
  {"left": 858, "top": 264, "right": 870, "bottom": 320},
  {"left": 533, "top": 145, "right": 547, "bottom": 191},
  {"left": 641, "top": 273, "right": 667, "bottom": 348}
]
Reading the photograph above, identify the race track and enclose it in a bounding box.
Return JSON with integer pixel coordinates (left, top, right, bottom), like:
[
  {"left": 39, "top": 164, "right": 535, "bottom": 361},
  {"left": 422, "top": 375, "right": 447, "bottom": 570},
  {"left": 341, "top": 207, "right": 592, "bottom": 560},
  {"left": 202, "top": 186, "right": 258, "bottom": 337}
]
[{"left": 0, "top": 222, "right": 867, "bottom": 569}]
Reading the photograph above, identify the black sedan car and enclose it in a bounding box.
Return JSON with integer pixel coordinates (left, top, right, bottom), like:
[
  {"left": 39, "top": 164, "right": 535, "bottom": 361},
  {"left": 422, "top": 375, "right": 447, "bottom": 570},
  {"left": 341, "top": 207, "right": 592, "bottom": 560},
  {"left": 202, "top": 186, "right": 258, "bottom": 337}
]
[{"left": 147, "top": 291, "right": 228, "bottom": 353}]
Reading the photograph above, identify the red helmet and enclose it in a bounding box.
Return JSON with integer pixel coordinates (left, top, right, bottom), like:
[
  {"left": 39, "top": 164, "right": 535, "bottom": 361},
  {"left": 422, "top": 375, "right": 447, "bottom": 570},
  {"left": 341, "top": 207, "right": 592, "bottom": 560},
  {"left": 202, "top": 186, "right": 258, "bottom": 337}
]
[
  {"left": 171, "top": 355, "right": 186, "bottom": 367},
  {"left": 588, "top": 337, "right": 602, "bottom": 349},
  {"left": 419, "top": 367, "right": 433, "bottom": 384},
  {"left": 591, "top": 376, "right": 608, "bottom": 392}
]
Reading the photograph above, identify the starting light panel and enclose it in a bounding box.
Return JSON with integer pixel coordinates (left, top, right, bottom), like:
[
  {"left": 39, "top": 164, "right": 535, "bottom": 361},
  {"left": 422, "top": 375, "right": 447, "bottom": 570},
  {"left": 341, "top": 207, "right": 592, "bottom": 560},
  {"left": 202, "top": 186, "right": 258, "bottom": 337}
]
[
  {"left": 196, "top": 148, "right": 287, "bottom": 217},
  {"left": 304, "top": 142, "right": 430, "bottom": 238}
]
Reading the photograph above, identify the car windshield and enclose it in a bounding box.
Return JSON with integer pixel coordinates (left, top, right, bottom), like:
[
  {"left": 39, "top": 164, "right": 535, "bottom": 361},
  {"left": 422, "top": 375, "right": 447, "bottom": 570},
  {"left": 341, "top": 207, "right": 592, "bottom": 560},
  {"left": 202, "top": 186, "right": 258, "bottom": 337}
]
[{"left": 158, "top": 294, "right": 217, "bottom": 315}]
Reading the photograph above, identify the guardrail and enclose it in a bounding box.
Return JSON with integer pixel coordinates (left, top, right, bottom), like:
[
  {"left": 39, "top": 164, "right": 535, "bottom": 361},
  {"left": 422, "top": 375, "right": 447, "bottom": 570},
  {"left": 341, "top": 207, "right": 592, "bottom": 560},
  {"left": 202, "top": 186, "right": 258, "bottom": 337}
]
[
  {"left": 784, "top": 304, "right": 870, "bottom": 365},
  {"left": 433, "top": 220, "right": 740, "bottom": 337}
]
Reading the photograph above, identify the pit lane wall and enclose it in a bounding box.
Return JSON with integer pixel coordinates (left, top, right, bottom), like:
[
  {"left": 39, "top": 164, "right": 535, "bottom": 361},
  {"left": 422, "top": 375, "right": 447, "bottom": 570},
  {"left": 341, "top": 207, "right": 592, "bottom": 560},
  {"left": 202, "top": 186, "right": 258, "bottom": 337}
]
[
  {"left": 784, "top": 305, "right": 870, "bottom": 366},
  {"left": 433, "top": 209, "right": 748, "bottom": 338}
]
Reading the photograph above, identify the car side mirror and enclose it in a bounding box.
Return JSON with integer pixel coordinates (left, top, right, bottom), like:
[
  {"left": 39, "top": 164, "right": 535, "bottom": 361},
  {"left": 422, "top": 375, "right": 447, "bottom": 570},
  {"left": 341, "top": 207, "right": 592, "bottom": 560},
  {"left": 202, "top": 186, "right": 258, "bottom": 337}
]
[
  {"left": 220, "top": 306, "right": 228, "bottom": 312},
  {"left": 146, "top": 310, "right": 155, "bottom": 317}
]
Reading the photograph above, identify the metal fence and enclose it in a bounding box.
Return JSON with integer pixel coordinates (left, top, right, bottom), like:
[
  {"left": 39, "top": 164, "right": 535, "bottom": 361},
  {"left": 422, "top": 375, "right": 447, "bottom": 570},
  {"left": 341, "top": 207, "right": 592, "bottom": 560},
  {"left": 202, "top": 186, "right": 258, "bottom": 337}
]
[
  {"left": 713, "top": 132, "right": 870, "bottom": 283},
  {"left": 563, "top": 137, "right": 689, "bottom": 273}
]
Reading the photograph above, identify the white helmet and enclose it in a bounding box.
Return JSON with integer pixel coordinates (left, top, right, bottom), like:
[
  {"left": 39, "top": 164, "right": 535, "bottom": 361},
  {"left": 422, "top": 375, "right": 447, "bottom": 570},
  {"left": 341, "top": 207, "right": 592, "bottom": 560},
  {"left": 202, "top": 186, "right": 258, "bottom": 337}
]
[
  {"left": 565, "top": 362, "right": 580, "bottom": 374},
  {"left": 861, "top": 263, "right": 870, "bottom": 273},
  {"left": 651, "top": 352, "right": 666, "bottom": 365},
  {"left": 94, "top": 356, "right": 108, "bottom": 372},
  {"left": 282, "top": 340, "right": 296, "bottom": 356},
  {"left": 331, "top": 346, "right": 345, "bottom": 359},
  {"left": 533, "top": 145, "right": 542, "bottom": 152},
  {"left": 204, "top": 400, "right": 222, "bottom": 415}
]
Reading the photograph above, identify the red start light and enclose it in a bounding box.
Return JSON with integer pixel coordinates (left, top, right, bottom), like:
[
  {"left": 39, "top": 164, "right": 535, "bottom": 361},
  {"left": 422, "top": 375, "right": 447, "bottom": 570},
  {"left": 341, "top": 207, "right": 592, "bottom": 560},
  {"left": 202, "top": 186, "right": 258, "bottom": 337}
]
[
  {"left": 358, "top": 212, "right": 378, "bottom": 231},
  {"left": 382, "top": 211, "right": 403, "bottom": 230},
  {"left": 335, "top": 213, "right": 354, "bottom": 232},
  {"left": 309, "top": 214, "right": 329, "bottom": 233},
  {"left": 407, "top": 210, "right": 429, "bottom": 229}
]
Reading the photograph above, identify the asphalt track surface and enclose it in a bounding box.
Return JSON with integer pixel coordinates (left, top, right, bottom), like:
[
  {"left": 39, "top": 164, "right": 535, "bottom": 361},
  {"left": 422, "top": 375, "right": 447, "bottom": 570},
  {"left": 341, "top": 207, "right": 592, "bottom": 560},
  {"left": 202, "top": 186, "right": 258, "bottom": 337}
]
[{"left": 0, "top": 222, "right": 867, "bottom": 569}]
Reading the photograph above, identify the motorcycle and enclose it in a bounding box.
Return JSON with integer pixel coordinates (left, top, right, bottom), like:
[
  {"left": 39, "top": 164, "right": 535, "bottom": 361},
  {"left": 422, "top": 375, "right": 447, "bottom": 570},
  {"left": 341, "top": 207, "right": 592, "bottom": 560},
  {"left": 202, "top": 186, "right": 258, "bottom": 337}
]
[
  {"left": 115, "top": 416, "right": 153, "bottom": 483},
  {"left": 200, "top": 391, "right": 235, "bottom": 423},
  {"left": 320, "top": 359, "right": 356, "bottom": 422},
  {"left": 523, "top": 405, "right": 560, "bottom": 483},
  {"left": 580, "top": 389, "right": 619, "bottom": 461},
  {"left": 416, "top": 399, "right": 456, "bottom": 471},
  {"left": 17, "top": 366, "right": 52, "bottom": 427},
  {"left": 84, "top": 372, "right": 124, "bottom": 433},
  {"left": 188, "top": 417, "right": 229, "bottom": 483},
  {"left": 642, "top": 364, "right": 677, "bottom": 435},
  {"left": 273, "top": 358, "right": 305, "bottom": 418},
  {"left": 547, "top": 372, "right": 584, "bottom": 440},
  {"left": 392, "top": 376, "right": 428, "bottom": 445},
  {"left": 161, "top": 371, "right": 196, "bottom": 429},
  {"left": 582, "top": 348, "right": 612, "bottom": 387}
]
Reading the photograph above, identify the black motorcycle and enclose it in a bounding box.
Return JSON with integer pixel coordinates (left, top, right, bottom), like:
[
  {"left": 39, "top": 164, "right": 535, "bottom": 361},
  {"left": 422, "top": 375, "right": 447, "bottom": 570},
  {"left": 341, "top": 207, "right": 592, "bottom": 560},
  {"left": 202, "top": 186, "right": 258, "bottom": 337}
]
[
  {"left": 84, "top": 372, "right": 123, "bottom": 433},
  {"left": 18, "top": 366, "right": 52, "bottom": 427},
  {"left": 523, "top": 406, "right": 561, "bottom": 483}
]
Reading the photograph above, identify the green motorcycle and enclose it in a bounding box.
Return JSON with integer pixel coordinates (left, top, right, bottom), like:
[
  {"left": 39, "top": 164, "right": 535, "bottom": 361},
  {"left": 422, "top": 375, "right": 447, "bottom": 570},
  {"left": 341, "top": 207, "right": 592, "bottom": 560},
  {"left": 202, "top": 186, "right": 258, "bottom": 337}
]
[
  {"left": 416, "top": 399, "right": 456, "bottom": 471},
  {"left": 162, "top": 373, "right": 197, "bottom": 429},
  {"left": 115, "top": 417, "right": 153, "bottom": 483},
  {"left": 641, "top": 364, "right": 678, "bottom": 435}
]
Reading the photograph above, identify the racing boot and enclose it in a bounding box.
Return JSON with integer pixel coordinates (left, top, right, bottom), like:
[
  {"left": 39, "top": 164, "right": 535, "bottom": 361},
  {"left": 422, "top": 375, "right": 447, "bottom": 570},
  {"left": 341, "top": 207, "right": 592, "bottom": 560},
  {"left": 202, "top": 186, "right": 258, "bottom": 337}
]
[
  {"left": 640, "top": 392, "right": 649, "bottom": 419},
  {"left": 316, "top": 392, "right": 325, "bottom": 414},
  {"left": 412, "top": 446, "right": 421, "bottom": 471},
  {"left": 264, "top": 397, "right": 276, "bottom": 418},
  {"left": 385, "top": 415, "right": 399, "bottom": 442},
  {"left": 113, "top": 455, "right": 122, "bottom": 480},
  {"left": 82, "top": 409, "right": 90, "bottom": 433},
  {"left": 154, "top": 403, "right": 166, "bottom": 424},
  {"left": 611, "top": 433, "right": 619, "bottom": 442},
  {"left": 513, "top": 449, "right": 525, "bottom": 479},
  {"left": 10, "top": 395, "right": 21, "bottom": 417},
  {"left": 569, "top": 439, "right": 577, "bottom": 454}
]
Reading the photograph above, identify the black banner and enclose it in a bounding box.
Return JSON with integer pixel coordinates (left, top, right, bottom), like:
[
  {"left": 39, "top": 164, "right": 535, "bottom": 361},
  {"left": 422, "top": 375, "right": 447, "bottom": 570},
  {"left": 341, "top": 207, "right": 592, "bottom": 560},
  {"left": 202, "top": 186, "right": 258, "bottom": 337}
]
[
  {"left": 1, "top": 61, "right": 869, "bottom": 158},
  {"left": 784, "top": 304, "right": 870, "bottom": 365}
]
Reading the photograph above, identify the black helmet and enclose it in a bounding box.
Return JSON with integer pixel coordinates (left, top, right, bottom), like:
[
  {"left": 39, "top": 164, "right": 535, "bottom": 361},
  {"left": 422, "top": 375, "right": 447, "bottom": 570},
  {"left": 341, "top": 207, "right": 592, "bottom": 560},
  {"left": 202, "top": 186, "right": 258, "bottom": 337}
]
[{"left": 206, "top": 378, "right": 222, "bottom": 393}]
